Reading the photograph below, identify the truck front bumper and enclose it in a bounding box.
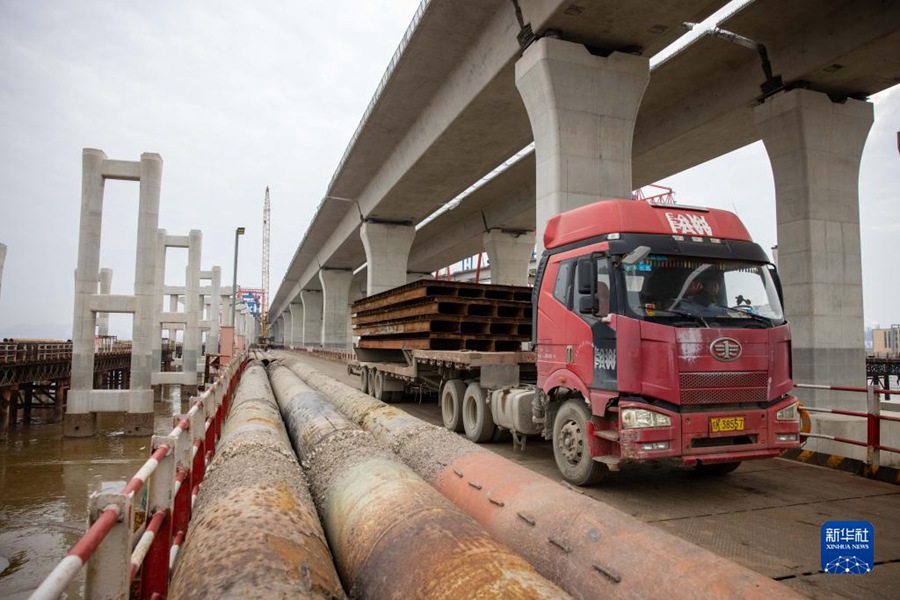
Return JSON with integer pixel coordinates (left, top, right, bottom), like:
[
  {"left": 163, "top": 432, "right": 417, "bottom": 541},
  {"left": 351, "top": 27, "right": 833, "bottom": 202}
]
[{"left": 617, "top": 396, "right": 802, "bottom": 463}]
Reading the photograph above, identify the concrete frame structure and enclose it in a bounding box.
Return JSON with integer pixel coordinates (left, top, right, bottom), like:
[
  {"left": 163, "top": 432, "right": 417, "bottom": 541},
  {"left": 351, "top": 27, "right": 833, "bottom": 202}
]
[
  {"left": 66, "top": 148, "right": 162, "bottom": 437},
  {"left": 483, "top": 229, "right": 535, "bottom": 286},
  {"left": 0, "top": 243, "right": 7, "bottom": 300},
  {"left": 515, "top": 37, "right": 650, "bottom": 255},
  {"left": 151, "top": 230, "right": 203, "bottom": 397},
  {"left": 301, "top": 290, "right": 323, "bottom": 347},
  {"left": 198, "top": 266, "right": 222, "bottom": 359},
  {"left": 360, "top": 221, "right": 416, "bottom": 296},
  {"left": 96, "top": 268, "right": 112, "bottom": 337},
  {"left": 755, "top": 89, "right": 874, "bottom": 458},
  {"left": 319, "top": 269, "right": 353, "bottom": 349}
]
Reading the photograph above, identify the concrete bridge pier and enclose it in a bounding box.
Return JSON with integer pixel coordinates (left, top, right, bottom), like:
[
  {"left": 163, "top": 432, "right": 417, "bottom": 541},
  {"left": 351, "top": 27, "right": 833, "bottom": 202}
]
[
  {"left": 360, "top": 220, "right": 415, "bottom": 296},
  {"left": 515, "top": 37, "right": 650, "bottom": 255},
  {"left": 319, "top": 269, "right": 353, "bottom": 350},
  {"left": 181, "top": 230, "right": 203, "bottom": 396},
  {"left": 199, "top": 265, "right": 222, "bottom": 358},
  {"left": 755, "top": 89, "right": 874, "bottom": 459},
  {"left": 289, "top": 301, "right": 303, "bottom": 348},
  {"left": 0, "top": 242, "right": 6, "bottom": 300},
  {"left": 277, "top": 315, "right": 286, "bottom": 346},
  {"left": 151, "top": 231, "right": 203, "bottom": 400},
  {"left": 301, "top": 290, "right": 323, "bottom": 347},
  {"left": 483, "top": 228, "right": 535, "bottom": 286},
  {"left": 96, "top": 268, "right": 112, "bottom": 336},
  {"left": 65, "top": 149, "right": 161, "bottom": 437}
]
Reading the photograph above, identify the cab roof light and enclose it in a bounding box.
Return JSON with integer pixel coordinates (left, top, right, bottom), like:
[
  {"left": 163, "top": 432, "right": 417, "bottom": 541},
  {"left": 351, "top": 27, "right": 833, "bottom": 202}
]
[{"left": 608, "top": 233, "right": 621, "bottom": 240}]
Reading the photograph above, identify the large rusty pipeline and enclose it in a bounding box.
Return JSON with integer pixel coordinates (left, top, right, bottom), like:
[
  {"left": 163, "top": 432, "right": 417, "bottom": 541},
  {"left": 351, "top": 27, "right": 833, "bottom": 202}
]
[
  {"left": 283, "top": 358, "right": 804, "bottom": 600},
  {"left": 168, "top": 362, "right": 345, "bottom": 599},
  {"left": 266, "top": 362, "right": 569, "bottom": 600}
]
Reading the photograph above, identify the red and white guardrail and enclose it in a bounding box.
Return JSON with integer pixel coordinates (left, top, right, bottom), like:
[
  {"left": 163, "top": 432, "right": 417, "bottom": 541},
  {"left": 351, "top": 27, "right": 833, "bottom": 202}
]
[
  {"left": 796, "top": 382, "right": 900, "bottom": 468},
  {"left": 30, "top": 352, "right": 248, "bottom": 600}
]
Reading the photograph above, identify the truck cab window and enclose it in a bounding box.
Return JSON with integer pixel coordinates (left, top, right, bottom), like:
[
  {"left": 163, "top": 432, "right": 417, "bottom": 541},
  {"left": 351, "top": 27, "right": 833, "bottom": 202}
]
[
  {"left": 622, "top": 255, "right": 784, "bottom": 326},
  {"left": 553, "top": 260, "right": 573, "bottom": 308}
]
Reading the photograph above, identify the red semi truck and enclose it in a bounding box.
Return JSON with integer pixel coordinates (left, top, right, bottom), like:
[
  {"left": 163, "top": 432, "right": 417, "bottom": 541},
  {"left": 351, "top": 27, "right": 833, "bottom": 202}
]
[{"left": 354, "top": 199, "right": 802, "bottom": 484}]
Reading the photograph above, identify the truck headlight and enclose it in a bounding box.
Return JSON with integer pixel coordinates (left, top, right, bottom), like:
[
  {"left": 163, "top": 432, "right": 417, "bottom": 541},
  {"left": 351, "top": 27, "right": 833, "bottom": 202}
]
[
  {"left": 621, "top": 408, "right": 671, "bottom": 429},
  {"left": 776, "top": 402, "right": 799, "bottom": 422}
]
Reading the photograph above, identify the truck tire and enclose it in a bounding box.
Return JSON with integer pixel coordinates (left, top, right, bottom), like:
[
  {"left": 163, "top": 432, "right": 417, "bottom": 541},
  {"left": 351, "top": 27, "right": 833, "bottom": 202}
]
[
  {"left": 694, "top": 461, "right": 741, "bottom": 476},
  {"left": 359, "top": 366, "right": 369, "bottom": 394},
  {"left": 374, "top": 371, "right": 387, "bottom": 402},
  {"left": 462, "top": 383, "right": 495, "bottom": 443},
  {"left": 552, "top": 399, "right": 606, "bottom": 486},
  {"left": 441, "top": 379, "right": 465, "bottom": 433},
  {"left": 367, "top": 368, "right": 377, "bottom": 397}
]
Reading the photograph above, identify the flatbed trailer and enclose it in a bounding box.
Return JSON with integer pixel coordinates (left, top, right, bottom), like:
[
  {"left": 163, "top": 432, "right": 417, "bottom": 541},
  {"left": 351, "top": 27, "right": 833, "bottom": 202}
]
[{"left": 350, "top": 348, "right": 537, "bottom": 403}]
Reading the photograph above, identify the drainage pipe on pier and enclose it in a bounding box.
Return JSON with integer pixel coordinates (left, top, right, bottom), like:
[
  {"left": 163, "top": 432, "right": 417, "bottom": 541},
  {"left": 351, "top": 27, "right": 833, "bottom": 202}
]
[
  {"left": 168, "top": 362, "right": 345, "bottom": 599},
  {"left": 284, "top": 358, "right": 803, "bottom": 600},
  {"left": 267, "top": 362, "right": 569, "bottom": 600}
]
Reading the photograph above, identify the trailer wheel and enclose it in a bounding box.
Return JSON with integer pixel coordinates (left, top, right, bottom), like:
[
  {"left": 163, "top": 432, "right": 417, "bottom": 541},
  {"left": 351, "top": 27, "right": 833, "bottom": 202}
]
[
  {"left": 694, "top": 461, "right": 741, "bottom": 476},
  {"left": 373, "top": 370, "right": 388, "bottom": 401},
  {"left": 367, "top": 368, "right": 377, "bottom": 397},
  {"left": 553, "top": 399, "right": 606, "bottom": 486},
  {"left": 462, "top": 383, "right": 495, "bottom": 443},
  {"left": 359, "top": 366, "right": 369, "bottom": 394},
  {"left": 440, "top": 380, "right": 465, "bottom": 432}
]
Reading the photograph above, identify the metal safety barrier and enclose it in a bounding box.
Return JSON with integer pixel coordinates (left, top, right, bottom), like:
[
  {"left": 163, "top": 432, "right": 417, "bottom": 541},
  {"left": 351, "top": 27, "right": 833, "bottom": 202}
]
[
  {"left": 796, "top": 383, "right": 900, "bottom": 469},
  {"left": 294, "top": 345, "right": 355, "bottom": 363},
  {"left": 30, "top": 352, "right": 249, "bottom": 600}
]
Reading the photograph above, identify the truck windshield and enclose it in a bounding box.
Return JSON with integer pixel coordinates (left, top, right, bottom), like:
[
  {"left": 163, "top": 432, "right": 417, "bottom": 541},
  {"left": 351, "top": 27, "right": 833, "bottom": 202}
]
[{"left": 619, "top": 255, "right": 784, "bottom": 327}]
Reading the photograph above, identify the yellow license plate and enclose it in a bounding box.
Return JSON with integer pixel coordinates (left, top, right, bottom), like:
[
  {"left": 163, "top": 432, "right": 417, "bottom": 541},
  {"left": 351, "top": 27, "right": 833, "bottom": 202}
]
[{"left": 710, "top": 416, "right": 745, "bottom": 433}]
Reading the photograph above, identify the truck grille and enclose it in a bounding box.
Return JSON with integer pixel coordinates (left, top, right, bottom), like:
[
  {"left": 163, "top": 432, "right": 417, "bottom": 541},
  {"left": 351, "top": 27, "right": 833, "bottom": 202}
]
[{"left": 679, "top": 371, "right": 768, "bottom": 405}]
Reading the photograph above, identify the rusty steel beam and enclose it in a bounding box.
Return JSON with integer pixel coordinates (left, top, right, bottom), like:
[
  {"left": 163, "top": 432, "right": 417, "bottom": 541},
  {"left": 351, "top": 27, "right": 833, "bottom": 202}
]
[
  {"left": 266, "top": 362, "right": 568, "bottom": 600},
  {"left": 283, "top": 358, "right": 803, "bottom": 600},
  {"left": 168, "top": 362, "right": 345, "bottom": 600}
]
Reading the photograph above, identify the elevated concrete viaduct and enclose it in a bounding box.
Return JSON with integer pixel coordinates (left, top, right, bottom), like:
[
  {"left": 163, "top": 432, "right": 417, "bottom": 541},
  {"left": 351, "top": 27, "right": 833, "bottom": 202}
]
[{"left": 270, "top": 0, "right": 900, "bottom": 445}]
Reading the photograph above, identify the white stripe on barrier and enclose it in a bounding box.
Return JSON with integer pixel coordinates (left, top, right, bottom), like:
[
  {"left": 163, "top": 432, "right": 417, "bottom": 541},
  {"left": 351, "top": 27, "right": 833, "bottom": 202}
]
[
  {"left": 131, "top": 456, "right": 161, "bottom": 489},
  {"left": 29, "top": 555, "right": 84, "bottom": 600},
  {"left": 169, "top": 544, "right": 180, "bottom": 571},
  {"left": 130, "top": 528, "right": 156, "bottom": 574}
]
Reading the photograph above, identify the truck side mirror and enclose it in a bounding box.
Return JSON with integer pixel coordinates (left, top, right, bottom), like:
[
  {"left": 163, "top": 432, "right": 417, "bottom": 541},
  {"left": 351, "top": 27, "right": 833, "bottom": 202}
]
[
  {"left": 577, "top": 260, "right": 595, "bottom": 294},
  {"left": 577, "top": 260, "right": 598, "bottom": 314}
]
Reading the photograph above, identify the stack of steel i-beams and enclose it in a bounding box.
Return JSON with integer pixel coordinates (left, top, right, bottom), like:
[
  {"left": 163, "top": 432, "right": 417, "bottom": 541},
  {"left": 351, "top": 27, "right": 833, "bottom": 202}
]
[{"left": 352, "top": 279, "right": 533, "bottom": 351}]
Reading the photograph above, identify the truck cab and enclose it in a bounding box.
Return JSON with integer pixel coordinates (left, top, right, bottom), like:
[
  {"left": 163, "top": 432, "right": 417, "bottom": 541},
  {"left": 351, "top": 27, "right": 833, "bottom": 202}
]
[{"left": 534, "top": 200, "right": 802, "bottom": 484}]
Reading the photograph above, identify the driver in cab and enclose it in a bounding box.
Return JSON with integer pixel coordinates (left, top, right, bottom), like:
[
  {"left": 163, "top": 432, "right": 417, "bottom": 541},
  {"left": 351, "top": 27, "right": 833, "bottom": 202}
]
[{"left": 679, "top": 272, "right": 726, "bottom": 316}]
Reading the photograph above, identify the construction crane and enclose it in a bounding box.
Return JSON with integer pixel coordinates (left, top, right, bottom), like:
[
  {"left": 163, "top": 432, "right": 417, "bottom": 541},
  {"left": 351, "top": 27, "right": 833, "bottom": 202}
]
[{"left": 260, "top": 186, "right": 271, "bottom": 343}]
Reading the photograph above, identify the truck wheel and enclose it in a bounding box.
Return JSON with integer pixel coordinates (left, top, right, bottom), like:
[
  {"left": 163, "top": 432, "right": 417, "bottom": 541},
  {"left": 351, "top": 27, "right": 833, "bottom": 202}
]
[
  {"left": 374, "top": 371, "right": 388, "bottom": 401},
  {"left": 367, "top": 368, "right": 377, "bottom": 397},
  {"left": 694, "top": 461, "right": 741, "bottom": 476},
  {"left": 441, "top": 379, "right": 465, "bottom": 432},
  {"left": 462, "top": 383, "right": 495, "bottom": 443},
  {"left": 553, "top": 399, "right": 606, "bottom": 486},
  {"left": 359, "top": 366, "right": 369, "bottom": 394}
]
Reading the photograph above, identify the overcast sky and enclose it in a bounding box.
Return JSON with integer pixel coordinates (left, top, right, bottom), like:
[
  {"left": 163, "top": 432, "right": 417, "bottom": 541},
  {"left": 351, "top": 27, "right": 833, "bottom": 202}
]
[{"left": 0, "top": 0, "right": 897, "bottom": 341}]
